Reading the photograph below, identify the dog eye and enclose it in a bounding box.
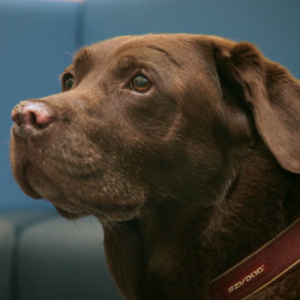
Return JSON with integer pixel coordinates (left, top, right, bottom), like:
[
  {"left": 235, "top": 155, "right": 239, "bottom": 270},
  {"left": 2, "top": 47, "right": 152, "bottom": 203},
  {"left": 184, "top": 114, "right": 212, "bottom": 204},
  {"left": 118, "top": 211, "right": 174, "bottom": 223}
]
[
  {"left": 129, "top": 75, "right": 151, "bottom": 93},
  {"left": 63, "top": 74, "right": 75, "bottom": 91}
]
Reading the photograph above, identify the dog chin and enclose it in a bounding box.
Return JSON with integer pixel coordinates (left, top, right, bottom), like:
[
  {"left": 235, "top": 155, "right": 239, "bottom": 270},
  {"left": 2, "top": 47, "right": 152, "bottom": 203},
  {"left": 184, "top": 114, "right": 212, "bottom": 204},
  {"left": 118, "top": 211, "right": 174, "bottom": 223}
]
[
  {"left": 94, "top": 205, "right": 142, "bottom": 223},
  {"left": 54, "top": 204, "right": 142, "bottom": 222},
  {"left": 54, "top": 206, "right": 90, "bottom": 220}
]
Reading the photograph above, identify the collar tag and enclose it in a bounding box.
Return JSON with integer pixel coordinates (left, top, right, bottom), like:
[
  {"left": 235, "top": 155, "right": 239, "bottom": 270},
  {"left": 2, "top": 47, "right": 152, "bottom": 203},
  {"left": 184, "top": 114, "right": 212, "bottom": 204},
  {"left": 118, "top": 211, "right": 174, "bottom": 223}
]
[
  {"left": 223, "top": 260, "right": 271, "bottom": 296},
  {"left": 210, "top": 217, "right": 300, "bottom": 300}
]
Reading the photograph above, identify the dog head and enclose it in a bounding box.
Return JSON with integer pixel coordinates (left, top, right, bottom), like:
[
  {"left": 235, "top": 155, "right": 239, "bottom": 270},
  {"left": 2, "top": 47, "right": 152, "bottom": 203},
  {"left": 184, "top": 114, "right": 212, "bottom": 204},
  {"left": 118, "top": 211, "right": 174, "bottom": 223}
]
[{"left": 10, "top": 34, "right": 300, "bottom": 222}]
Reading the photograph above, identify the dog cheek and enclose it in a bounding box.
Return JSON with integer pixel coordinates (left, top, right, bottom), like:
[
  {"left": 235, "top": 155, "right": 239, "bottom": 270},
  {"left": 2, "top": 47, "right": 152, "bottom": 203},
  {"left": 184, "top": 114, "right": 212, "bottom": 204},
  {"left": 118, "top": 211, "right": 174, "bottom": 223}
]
[{"left": 125, "top": 97, "right": 182, "bottom": 143}]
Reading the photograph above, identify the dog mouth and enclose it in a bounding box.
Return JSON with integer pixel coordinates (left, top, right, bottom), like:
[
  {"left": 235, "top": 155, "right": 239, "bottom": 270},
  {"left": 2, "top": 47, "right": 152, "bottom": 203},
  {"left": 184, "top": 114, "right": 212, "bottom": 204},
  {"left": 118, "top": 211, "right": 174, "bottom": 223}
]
[
  {"left": 13, "top": 160, "right": 140, "bottom": 221},
  {"left": 90, "top": 202, "right": 138, "bottom": 220},
  {"left": 14, "top": 159, "right": 144, "bottom": 222},
  {"left": 94, "top": 204, "right": 133, "bottom": 211},
  {"left": 11, "top": 127, "right": 146, "bottom": 222}
]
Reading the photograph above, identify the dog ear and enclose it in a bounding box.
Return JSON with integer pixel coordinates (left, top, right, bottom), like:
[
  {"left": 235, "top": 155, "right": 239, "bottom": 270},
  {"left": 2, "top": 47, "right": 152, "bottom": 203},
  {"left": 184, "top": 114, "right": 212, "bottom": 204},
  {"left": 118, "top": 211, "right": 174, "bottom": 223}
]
[{"left": 212, "top": 39, "right": 300, "bottom": 174}]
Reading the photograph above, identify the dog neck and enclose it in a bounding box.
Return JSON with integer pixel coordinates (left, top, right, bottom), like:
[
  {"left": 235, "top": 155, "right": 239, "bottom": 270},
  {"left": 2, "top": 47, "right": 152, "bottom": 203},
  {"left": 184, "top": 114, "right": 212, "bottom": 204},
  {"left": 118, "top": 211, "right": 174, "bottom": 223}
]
[
  {"left": 209, "top": 216, "right": 300, "bottom": 300},
  {"left": 102, "top": 142, "right": 300, "bottom": 300},
  {"left": 206, "top": 141, "right": 300, "bottom": 299}
]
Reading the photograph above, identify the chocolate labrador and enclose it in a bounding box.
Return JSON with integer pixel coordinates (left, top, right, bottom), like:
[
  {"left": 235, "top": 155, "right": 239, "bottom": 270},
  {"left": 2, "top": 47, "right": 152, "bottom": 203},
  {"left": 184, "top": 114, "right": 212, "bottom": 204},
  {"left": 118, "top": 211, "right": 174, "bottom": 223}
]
[{"left": 10, "top": 34, "right": 300, "bottom": 300}]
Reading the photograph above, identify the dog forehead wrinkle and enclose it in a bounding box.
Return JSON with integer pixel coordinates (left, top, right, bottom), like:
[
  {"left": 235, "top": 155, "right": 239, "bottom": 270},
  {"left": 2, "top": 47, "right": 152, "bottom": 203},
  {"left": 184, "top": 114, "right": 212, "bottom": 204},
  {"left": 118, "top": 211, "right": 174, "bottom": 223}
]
[
  {"left": 110, "top": 39, "right": 177, "bottom": 67},
  {"left": 145, "top": 45, "right": 182, "bottom": 68}
]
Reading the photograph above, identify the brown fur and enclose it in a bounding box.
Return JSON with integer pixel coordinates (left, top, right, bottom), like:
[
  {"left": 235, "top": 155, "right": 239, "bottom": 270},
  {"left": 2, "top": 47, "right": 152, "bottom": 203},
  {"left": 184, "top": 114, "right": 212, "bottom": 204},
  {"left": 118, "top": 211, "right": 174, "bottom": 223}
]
[{"left": 10, "top": 34, "right": 300, "bottom": 299}]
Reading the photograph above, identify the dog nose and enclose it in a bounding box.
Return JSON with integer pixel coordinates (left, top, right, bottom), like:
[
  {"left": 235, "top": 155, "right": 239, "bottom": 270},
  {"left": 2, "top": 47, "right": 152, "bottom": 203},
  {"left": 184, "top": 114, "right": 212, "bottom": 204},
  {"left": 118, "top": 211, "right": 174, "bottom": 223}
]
[{"left": 11, "top": 101, "right": 54, "bottom": 133}]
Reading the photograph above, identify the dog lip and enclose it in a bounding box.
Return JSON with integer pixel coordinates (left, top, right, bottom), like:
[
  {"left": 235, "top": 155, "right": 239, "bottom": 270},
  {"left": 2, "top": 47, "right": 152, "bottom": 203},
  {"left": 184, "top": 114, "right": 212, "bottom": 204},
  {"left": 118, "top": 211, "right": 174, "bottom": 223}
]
[
  {"left": 94, "top": 204, "right": 133, "bottom": 211},
  {"left": 12, "top": 122, "right": 51, "bottom": 138},
  {"left": 15, "top": 164, "right": 43, "bottom": 199}
]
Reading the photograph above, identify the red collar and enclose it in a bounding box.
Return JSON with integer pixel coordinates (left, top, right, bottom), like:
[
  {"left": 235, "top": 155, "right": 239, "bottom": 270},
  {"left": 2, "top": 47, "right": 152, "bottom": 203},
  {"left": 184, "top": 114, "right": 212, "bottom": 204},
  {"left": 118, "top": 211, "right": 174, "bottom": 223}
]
[{"left": 210, "top": 217, "right": 300, "bottom": 300}]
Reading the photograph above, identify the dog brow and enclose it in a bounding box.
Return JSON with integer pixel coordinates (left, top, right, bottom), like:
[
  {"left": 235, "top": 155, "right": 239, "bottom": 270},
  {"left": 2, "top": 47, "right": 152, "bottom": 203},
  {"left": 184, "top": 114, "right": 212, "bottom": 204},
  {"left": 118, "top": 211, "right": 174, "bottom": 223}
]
[
  {"left": 146, "top": 45, "right": 181, "bottom": 68},
  {"left": 73, "top": 48, "right": 93, "bottom": 70}
]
